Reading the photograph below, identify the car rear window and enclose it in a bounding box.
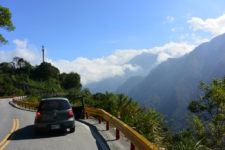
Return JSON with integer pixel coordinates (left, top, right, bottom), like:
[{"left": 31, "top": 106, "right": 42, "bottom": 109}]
[{"left": 39, "top": 100, "right": 71, "bottom": 111}]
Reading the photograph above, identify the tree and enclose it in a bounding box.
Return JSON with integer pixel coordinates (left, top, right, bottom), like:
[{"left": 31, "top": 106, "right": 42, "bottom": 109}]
[
  {"left": 0, "top": 5, "right": 15, "bottom": 44},
  {"left": 61, "top": 72, "right": 81, "bottom": 90},
  {"left": 11, "top": 57, "right": 32, "bottom": 75},
  {"left": 0, "top": 62, "right": 13, "bottom": 74},
  {"left": 31, "top": 62, "right": 60, "bottom": 81},
  {"left": 188, "top": 77, "right": 225, "bottom": 149}
]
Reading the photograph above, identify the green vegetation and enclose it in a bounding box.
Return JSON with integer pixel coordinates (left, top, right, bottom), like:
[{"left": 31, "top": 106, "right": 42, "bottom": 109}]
[
  {"left": 1, "top": 57, "right": 224, "bottom": 149},
  {"left": 167, "top": 77, "right": 225, "bottom": 149},
  {"left": 83, "top": 92, "right": 170, "bottom": 147},
  {"left": 0, "top": 5, "right": 15, "bottom": 44},
  {"left": 187, "top": 78, "right": 225, "bottom": 149},
  {"left": 23, "top": 96, "right": 40, "bottom": 103},
  {"left": 0, "top": 57, "right": 81, "bottom": 96}
]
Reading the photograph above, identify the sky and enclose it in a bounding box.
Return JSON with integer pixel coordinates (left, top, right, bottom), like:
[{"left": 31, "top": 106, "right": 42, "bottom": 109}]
[{"left": 1, "top": 0, "right": 225, "bottom": 84}]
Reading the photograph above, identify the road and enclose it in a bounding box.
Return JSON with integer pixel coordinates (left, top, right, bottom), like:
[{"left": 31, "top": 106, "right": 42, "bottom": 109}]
[{"left": 0, "top": 98, "right": 109, "bottom": 150}]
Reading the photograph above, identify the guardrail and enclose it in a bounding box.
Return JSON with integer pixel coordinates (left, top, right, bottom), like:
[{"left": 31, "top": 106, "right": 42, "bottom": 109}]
[
  {"left": 85, "top": 107, "right": 158, "bottom": 150},
  {"left": 12, "top": 97, "right": 39, "bottom": 110},
  {"left": 11, "top": 98, "right": 159, "bottom": 150}
]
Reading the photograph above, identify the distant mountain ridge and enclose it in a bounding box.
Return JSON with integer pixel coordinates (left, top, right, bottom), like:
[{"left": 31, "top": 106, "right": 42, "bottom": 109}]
[{"left": 127, "top": 33, "right": 225, "bottom": 128}]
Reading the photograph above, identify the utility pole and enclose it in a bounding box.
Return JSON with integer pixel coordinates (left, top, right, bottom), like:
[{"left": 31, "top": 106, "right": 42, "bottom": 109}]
[{"left": 42, "top": 45, "right": 45, "bottom": 63}]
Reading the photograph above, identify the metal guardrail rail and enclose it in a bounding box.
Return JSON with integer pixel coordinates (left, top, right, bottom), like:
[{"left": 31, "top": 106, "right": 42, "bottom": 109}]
[
  {"left": 12, "top": 97, "right": 39, "bottom": 110},
  {"left": 11, "top": 98, "right": 158, "bottom": 150},
  {"left": 85, "top": 107, "right": 158, "bottom": 150}
]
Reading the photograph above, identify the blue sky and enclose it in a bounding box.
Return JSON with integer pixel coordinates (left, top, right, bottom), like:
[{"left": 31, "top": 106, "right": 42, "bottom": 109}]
[{"left": 1, "top": 0, "right": 225, "bottom": 84}]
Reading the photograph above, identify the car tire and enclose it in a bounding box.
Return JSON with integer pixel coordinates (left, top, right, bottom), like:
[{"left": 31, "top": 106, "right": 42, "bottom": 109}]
[{"left": 69, "top": 127, "right": 75, "bottom": 133}]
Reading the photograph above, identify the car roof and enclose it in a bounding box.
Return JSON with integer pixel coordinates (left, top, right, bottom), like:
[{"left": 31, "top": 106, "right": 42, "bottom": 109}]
[{"left": 41, "top": 97, "right": 69, "bottom": 101}]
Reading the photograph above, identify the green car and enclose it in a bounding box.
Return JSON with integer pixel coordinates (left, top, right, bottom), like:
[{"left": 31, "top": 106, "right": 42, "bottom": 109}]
[{"left": 34, "top": 97, "right": 75, "bottom": 134}]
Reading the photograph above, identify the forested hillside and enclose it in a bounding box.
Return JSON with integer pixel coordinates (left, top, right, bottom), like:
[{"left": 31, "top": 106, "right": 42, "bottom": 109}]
[{"left": 0, "top": 57, "right": 81, "bottom": 96}]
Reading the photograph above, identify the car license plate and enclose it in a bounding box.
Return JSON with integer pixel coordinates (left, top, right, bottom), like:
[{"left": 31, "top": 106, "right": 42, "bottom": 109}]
[{"left": 51, "top": 124, "right": 60, "bottom": 130}]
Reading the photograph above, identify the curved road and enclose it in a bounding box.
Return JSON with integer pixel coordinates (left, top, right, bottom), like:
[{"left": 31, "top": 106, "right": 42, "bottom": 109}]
[{"left": 0, "top": 98, "right": 109, "bottom": 150}]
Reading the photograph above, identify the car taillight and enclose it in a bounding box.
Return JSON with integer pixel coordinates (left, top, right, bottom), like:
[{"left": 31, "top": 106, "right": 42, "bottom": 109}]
[
  {"left": 36, "top": 112, "right": 41, "bottom": 120},
  {"left": 68, "top": 109, "right": 74, "bottom": 118}
]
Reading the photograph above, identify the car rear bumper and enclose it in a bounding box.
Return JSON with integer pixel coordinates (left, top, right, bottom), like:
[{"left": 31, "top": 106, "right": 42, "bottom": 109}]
[{"left": 35, "top": 118, "right": 75, "bottom": 131}]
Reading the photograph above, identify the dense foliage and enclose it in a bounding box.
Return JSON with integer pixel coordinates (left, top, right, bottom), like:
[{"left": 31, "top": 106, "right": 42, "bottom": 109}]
[
  {"left": 0, "top": 57, "right": 81, "bottom": 96},
  {"left": 31, "top": 62, "right": 60, "bottom": 81},
  {"left": 167, "top": 77, "right": 225, "bottom": 149},
  {"left": 60, "top": 72, "right": 81, "bottom": 90},
  {"left": 0, "top": 5, "right": 15, "bottom": 44},
  {"left": 187, "top": 78, "right": 225, "bottom": 149}
]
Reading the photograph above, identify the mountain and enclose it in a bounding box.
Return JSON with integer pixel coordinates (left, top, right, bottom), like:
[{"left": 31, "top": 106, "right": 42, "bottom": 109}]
[
  {"left": 85, "top": 52, "right": 157, "bottom": 93},
  {"left": 127, "top": 33, "right": 225, "bottom": 129},
  {"left": 116, "top": 76, "right": 144, "bottom": 95}
]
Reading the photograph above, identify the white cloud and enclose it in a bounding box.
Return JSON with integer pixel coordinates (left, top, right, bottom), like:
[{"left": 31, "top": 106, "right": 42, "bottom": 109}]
[
  {"left": 0, "top": 39, "right": 195, "bottom": 85},
  {"left": 52, "top": 41, "right": 195, "bottom": 84},
  {"left": 189, "top": 33, "right": 209, "bottom": 44},
  {"left": 179, "top": 33, "right": 210, "bottom": 45},
  {"left": 52, "top": 58, "right": 140, "bottom": 84},
  {"left": 188, "top": 14, "right": 225, "bottom": 35},
  {"left": 148, "top": 42, "right": 195, "bottom": 63},
  {"left": 52, "top": 50, "right": 145, "bottom": 84},
  {"left": 106, "top": 49, "right": 148, "bottom": 64},
  {"left": 157, "top": 52, "right": 171, "bottom": 63},
  {"left": 0, "top": 39, "right": 42, "bottom": 65},
  {"left": 13, "top": 39, "right": 27, "bottom": 48}
]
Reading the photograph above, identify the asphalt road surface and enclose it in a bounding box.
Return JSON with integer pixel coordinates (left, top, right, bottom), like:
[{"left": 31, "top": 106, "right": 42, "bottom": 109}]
[{"left": 0, "top": 98, "right": 110, "bottom": 150}]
